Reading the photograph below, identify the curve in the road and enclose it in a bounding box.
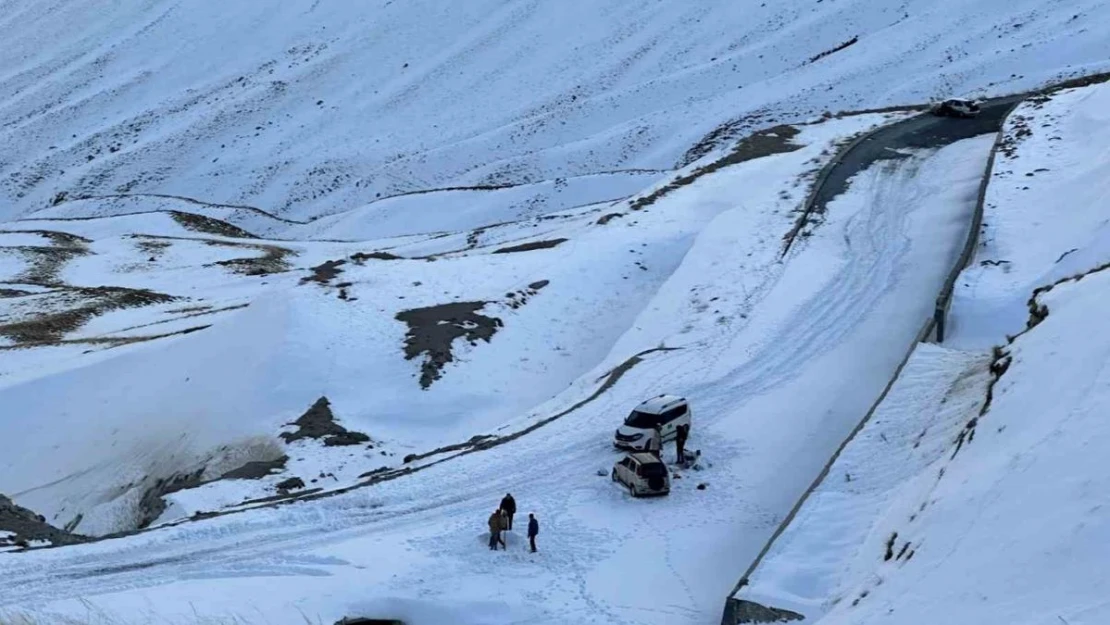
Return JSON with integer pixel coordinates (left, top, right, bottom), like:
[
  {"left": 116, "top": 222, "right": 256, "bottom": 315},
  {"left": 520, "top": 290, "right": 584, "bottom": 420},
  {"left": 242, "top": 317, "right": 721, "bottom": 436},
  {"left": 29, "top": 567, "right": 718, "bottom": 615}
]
[{"left": 783, "top": 96, "right": 1025, "bottom": 256}]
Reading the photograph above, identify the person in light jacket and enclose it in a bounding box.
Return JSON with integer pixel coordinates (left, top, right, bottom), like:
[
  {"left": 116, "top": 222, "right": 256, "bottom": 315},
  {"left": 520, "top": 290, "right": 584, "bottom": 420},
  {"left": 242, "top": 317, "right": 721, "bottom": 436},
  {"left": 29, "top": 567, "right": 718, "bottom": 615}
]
[{"left": 645, "top": 425, "right": 662, "bottom": 458}]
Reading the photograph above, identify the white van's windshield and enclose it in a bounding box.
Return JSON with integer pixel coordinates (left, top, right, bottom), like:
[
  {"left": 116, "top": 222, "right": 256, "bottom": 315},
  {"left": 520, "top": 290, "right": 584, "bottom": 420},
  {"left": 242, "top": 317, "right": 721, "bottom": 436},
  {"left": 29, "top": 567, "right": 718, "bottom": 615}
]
[{"left": 624, "top": 410, "right": 658, "bottom": 428}]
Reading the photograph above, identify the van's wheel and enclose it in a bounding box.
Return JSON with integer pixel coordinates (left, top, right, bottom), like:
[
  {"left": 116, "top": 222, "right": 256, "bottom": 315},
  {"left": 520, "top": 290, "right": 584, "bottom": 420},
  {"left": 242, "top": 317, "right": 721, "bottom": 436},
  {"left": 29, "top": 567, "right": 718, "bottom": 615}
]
[
  {"left": 628, "top": 483, "right": 637, "bottom": 498},
  {"left": 611, "top": 469, "right": 618, "bottom": 482}
]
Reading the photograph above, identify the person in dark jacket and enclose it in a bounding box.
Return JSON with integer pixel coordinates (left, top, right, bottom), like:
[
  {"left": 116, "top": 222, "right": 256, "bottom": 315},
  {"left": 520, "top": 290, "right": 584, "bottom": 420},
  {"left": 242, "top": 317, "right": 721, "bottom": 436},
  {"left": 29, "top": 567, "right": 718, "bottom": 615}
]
[
  {"left": 527, "top": 513, "right": 539, "bottom": 553},
  {"left": 488, "top": 509, "right": 504, "bottom": 550},
  {"left": 675, "top": 423, "right": 689, "bottom": 464},
  {"left": 500, "top": 493, "right": 517, "bottom": 530}
]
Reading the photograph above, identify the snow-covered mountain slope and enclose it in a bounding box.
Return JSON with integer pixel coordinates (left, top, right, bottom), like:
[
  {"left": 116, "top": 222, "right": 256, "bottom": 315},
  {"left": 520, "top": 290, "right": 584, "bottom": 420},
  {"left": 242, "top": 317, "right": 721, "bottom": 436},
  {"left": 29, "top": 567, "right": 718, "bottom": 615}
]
[
  {"left": 2, "top": 0, "right": 1109, "bottom": 224},
  {"left": 0, "top": 113, "right": 998, "bottom": 624},
  {"left": 0, "top": 113, "right": 896, "bottom": 537},
  {"left": 736, "top": 81, "right": 1110, "bottom": 625}
]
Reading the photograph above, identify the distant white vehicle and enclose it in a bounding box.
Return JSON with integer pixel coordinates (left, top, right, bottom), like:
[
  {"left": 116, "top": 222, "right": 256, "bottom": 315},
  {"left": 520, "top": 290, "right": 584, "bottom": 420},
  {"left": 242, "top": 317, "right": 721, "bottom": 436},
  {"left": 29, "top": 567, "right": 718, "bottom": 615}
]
[
  {"left": 611, "top": 452, "right": 671, "bottom": 497},
  {"left": 613, "top": 395, "right": 691, "bottom": 451},
  {"left": 932, "top": 98, "right": 981, "bottom": 118}
]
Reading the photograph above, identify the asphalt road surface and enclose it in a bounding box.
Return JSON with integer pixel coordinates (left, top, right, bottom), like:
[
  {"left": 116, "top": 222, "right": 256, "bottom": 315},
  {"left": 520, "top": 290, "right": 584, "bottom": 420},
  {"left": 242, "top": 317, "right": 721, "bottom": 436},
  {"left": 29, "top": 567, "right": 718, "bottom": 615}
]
[{"left": 811, "top": 96, "right": 1024, "bottom": 219}]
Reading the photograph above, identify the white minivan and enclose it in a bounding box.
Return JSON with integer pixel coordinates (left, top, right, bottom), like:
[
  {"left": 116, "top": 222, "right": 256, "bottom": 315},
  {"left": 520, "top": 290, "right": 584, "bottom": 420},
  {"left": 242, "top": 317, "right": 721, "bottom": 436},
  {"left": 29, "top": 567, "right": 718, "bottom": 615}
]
[{"left": 613, "top": 395, "right": 691, "bottom": 452}]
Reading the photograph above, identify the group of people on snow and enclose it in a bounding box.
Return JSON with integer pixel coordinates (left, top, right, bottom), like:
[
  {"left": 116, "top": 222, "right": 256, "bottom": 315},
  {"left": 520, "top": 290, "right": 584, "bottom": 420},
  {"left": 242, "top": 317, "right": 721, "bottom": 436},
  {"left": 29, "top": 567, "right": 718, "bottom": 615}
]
[
  {"left": 488, "top": 493, "right": 539, "bottom": 553},
  {"left": 484, "top": 416, "right": 700, "bottom": 554}
]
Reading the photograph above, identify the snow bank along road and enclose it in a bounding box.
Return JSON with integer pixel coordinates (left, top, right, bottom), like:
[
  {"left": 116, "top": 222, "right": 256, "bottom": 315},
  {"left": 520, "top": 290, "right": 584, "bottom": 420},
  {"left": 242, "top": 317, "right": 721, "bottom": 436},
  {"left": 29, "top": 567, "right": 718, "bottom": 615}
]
[
  {"left": 0, "top": 108, "right": 1004, "bottom": 624},
  {"left": 732, "top": 80, "right": 1110, "bottom": 625}
]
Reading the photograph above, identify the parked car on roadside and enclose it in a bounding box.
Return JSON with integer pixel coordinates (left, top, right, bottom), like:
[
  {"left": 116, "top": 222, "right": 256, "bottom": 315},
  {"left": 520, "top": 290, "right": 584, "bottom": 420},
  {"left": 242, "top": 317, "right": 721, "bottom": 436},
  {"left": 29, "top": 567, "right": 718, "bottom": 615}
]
[
  {"left": 612, "top": 452, "right": 671, "bottom": 497},
  {"left": 932, "top": 98, "right": 981, "bottom": 118},
  {"left": 613, "top": 395, "right": 691, "bottom": 452}
]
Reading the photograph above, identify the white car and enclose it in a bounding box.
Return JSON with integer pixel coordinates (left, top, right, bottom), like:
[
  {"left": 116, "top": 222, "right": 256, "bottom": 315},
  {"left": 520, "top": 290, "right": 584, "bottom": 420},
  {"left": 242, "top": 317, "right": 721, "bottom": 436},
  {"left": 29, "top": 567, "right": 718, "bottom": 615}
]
[
  {"left": 613, "top": 395, "right": 691, "bottom": 451},
  {"left": 932, "top": 98, "right": 981, "bottom": 118},
  {"left": 611, "top": 452, "right": 671, "bottom": 497}
]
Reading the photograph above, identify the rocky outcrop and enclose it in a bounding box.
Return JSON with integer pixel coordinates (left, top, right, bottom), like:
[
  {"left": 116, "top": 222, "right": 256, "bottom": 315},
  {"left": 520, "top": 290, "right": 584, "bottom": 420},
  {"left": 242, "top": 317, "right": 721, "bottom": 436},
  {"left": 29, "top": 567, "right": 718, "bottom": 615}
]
[
  {"left": 281, "top": 397, "right": 371, "bottom": 446},
  {"left": 0, "top": 494, "right": 88, "bottom": 549}
]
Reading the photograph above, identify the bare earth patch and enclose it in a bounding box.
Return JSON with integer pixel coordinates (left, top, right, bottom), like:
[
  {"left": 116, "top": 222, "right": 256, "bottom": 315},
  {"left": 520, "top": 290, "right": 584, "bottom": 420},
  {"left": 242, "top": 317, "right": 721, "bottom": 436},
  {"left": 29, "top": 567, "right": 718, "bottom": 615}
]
[
  {"left": 0, "top": 286, "right": 176, "bottom": 345},
  {"left": 281, "top": 396, "right": 371, "bottom": 447},
  {"left": 396, "top": 301, "right": 503, "bottom": 389},
  {"left": 169, "top": 210, "right": 259, "bottom": 239},
  {"left": 492, "top": 238, "right": 567, "bottom": 254}
]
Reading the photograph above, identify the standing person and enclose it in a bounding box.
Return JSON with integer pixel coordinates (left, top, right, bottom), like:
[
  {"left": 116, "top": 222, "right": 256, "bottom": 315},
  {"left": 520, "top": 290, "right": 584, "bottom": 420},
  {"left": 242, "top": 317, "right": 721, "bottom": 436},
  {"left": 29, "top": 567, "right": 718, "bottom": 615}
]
[
  {"left": 646, "top": 424, "right": 662, "bottom": 458},
  {"left": 527, "top": 513, "right": 539, "bottom": 553},
  {"left": 500, "top": 493, "right": 517, "bottom": 531},
  {"left": 488, "top": 509, "right": 503, "bottom": 551},
  {"left": 675, "top": 423, "right": 689, "bottom": 465}
]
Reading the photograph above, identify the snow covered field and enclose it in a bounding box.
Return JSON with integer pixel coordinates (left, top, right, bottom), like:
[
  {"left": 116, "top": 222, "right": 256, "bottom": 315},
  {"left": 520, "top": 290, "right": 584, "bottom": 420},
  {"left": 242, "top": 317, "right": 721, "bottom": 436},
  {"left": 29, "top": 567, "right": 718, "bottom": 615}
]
[
  {"left": 3, "top": 1, "right": 1110, "bottom": 623},
  {"left": 3, "top": 0, "right": 1110, "bottom": 224},
  {"left": 0, "top": 115, "right": 1000, "bottom": 623},
  {"left": 735, "top": 81, "right": 1110, "bottom": 625}
]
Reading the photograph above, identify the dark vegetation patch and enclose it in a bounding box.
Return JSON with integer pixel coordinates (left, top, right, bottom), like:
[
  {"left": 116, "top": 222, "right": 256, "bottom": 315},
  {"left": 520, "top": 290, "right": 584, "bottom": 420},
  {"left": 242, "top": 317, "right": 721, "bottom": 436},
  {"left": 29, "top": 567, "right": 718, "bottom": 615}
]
[
  {"left": 0, "top": 286, "right": 176, "bottom": 344},
  {"left": 47, "top": 192, "right": 304, "bottom": 226},
  {"left": 809, "top": 36, "right": 859, "bottom": 64},
  {"left": 596, "top": 212, "right": 624, "bottom": 225},
  {"left": 281, "top": 396, "right": 371, "bottom": 446},
  {"left": 136, "top": 238, "right": 171, "bottom": 261},
  {"left": 396, "top": 302, "right": 503, "bottom": 388},
  {"left": 630, "top": 125, "right": 801, "bottom": 212},
  {"left": 204, "top": 240, "right": 295, "bottom": 276},
  {"left": 1, "top": 230, "right": 91, "bottom": 287},
  {"left": 0, "top": 288, "right": 31, "bottom": 298},
  {"left": 492, "top": 238, "right": 567, "bottom": 254},
  {"left": 1, "top": 494, "right": 88, "bottom": 549},
  {"left": 2, "top": 230, "right": 91, "bottom": 248},
  {"left": 350, "top": 251, "right": 401, "bottom": 263},
  {"left": 301, "top": 259, "right": 345, "bottom": 285},
  {"left": 169, "top": 210, "right": 258, "bottom": 239},
  {"left": 0, "top": 324, "right": 210, "bottom": 352}
]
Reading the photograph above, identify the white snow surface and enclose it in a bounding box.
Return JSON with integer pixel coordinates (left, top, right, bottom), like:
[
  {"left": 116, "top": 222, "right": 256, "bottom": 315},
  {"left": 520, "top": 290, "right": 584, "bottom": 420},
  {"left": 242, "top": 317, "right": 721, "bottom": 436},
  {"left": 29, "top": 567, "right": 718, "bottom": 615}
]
[
  {"left": 2, "top": 0, "right": 1110, "bottom": 223},
  {"left": 2, "top": 1, "right": 1109, "bottom": 622},
  {"left": 738, "top": 81, "right": 1110, "bottom": 625},
  {"left": 948, "top": 81, "right": 1110, "bottom": 348},
  {"left": 0, "top": 116, "right": 999, "bottom": 624}
]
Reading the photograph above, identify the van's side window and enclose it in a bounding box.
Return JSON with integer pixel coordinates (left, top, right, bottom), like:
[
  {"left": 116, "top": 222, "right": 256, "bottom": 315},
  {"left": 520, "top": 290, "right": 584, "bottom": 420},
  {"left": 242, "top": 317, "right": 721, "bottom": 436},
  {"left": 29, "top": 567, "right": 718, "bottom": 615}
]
[{"left": 661, "top": 405, "right": 687, "bottom": 422}]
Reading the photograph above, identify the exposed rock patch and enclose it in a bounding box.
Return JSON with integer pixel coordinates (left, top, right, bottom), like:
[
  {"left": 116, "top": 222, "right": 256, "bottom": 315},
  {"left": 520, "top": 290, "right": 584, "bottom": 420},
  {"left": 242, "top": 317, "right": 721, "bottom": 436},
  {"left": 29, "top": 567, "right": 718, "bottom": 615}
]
[
  {"left": 281, "top": 396, "right": 371, "bottom": 446},
  {"left": 0, "top": 494, "right": 88, "bottom": 549},
  {"left": 219, "top": 455, "right": 289, "bottom": 480},
  {"left": 350, "top": 251, "right": 401, "bottom": 262},
  {"left": 492, "top": 238, "right": 567, "bottom": 254},
  {"left": 731, "top": 600, "right": 804, "bottom": 624},
  {"left": 395, "top": 302, "right": 503, "bottom": 388},
  {"left": 302, "top": 259, "right": 346, "bottom": 285},
  {"left": 137, "top": 468, "right": 206, "bottom": 529},
  {"left": 275, "top": 477, "right": 306, "bottom": 493}
]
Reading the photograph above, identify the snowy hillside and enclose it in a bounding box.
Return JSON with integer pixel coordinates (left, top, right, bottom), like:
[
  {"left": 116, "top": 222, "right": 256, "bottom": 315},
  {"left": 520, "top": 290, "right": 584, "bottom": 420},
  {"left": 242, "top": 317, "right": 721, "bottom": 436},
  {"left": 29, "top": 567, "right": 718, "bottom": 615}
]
[
  {"left": 735, "top": 81, "right": 1110, "bottom": 625},
  {"left": 2, "top": 1, "right": 1110, "bottom": 624},
  {"left": 3, "top": 0, "right": 1110, "bottom": 223}
]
